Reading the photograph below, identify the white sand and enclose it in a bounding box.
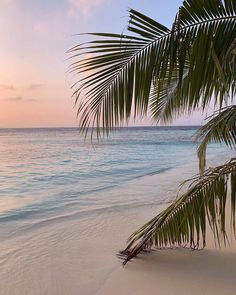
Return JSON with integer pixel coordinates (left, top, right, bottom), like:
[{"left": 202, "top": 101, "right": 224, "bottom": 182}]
[
  {"left": 96, "top": 249, "right": 236, "bottom": 295},
  {"left": 96, "top": 207, "right": 236, "bottom": 295}
]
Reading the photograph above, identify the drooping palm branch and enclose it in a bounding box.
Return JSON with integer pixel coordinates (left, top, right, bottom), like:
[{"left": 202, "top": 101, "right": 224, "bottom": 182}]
[
  {"left": 197, "top": 106, "right": 236, "bottom": 173},
  {"left": 119, "top": 158, "right": 236, "bottom": 265},
  {"left": 69, "top": 0, "right": 236, "bottom": 135},
  {"left": 68, "top": 0, "right": 236, "bottom": 264}
]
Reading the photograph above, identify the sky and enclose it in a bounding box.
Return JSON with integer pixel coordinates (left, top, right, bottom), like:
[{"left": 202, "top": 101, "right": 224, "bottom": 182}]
[{"left": 0, "top": 0, "right": 204, "bottom": 128}]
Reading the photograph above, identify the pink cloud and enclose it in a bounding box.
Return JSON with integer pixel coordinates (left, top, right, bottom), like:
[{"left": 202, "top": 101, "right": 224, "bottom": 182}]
[
  {"left": 27, "top": 83, "right": 46, "bottom": 90},
  {"left": 68, "top": 0, "right": 106, "bottom": 17},
  {"left": 2, "top": 96, "right": 38, "bottom": 103},
  {"left": 3, "top": 96, "right": 22, "bottom": 102},
  {"left": 1, "top": 0, "right": 16, "bottom": 6},
  {"left": 33, "top": 22, "right": 49, "bottom": 36},
  {"left": 0, "top": 84, "right": 16, "bottom": 91}
]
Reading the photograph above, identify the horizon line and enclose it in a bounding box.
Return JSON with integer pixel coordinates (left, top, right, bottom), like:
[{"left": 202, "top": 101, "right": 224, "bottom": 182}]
[{"left": 0, "top": 125, "right": 202, "bottom": 129}]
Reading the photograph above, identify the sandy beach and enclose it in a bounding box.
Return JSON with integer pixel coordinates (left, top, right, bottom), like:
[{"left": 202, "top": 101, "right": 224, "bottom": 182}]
[
  {"left": 96, "top": 208, "right": 236, "bottom": 295},
  {"left": 96, "top": 248, "right": 236, "bottom": 295}
]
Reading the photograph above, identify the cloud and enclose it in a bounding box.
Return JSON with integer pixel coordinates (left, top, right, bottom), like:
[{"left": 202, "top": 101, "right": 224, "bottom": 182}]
[
  {"left": 68, "top": 0, "right": 106, "bottom": 17},
  {"left": 0, "top": 84, "right": 16, "bottom": 91},
  {"left": 3, "top": 96, "right": 22, "bottom": 102},
  {"left": 27, "top": 83, "right": 46, "bottom": 90},
  {"left": 25, "top": 98, "right": 38, "bottom": 102},
  {"left": 2, "top": 96, "right": 37, "bottom": 102},
  {"left": 1, "top": 0, "right": 16, "bottom": 6},
  {"left": 33, "top": 22, "right": 49, "bottom": 36}
]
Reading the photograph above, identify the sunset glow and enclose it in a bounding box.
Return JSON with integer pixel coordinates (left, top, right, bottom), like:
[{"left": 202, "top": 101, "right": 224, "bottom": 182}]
[{"left": 0, "top": 0, "right": 203, "bottom": 127}]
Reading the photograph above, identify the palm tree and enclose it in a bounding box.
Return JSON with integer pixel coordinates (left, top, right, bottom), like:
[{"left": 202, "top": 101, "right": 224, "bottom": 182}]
[{"left": 69, "top": 0, "right": 236, "bottom": 264}]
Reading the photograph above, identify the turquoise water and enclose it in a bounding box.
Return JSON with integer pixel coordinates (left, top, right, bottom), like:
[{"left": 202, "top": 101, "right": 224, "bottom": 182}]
[
  {"left": 0, "top": 126, "right": 233, "bottom": 295},
  {"left": 0, "top": 126, "right": 229, "bottom": 238}
]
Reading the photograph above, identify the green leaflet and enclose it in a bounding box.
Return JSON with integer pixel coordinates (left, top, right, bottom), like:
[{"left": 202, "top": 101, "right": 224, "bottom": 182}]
[
  {"left": 197, "top": 106, "right": 236, "bottom": 173},
  {"left": 119, "top": 158, "right": 236, "bottom": 264}
]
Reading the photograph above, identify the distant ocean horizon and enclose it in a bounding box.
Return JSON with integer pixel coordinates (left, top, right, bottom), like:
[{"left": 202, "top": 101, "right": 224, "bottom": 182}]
[{"left": 0, "top": 125, "right": 202, "bottom": 130}]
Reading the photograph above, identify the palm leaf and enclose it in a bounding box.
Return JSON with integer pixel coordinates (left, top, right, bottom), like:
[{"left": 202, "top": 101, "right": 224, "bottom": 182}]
[
  {"left": 69, "top": 1, "right": 236, "bottom": 135},
  {"left": 119, "top": 158, "right": 236, "bottom": 265},
  {"left": 69, "top": 10, "right": 171, "bottom": 136},
  {"left": 197, "top": 105, "right": 236, "bottom": 173}
]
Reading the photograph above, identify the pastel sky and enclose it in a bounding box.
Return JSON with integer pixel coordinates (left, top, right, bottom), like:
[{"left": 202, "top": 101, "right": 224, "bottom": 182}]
[{"left": 0, "top": 0, "right": 204, "bottom": 128}]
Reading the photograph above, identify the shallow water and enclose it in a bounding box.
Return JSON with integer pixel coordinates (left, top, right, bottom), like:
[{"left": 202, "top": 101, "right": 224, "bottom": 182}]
[
  {"left": 0, "top": 127, "right": 227, "bottom": 225},
  {"left": 0, "top": 127, "right": 232, "bottom": 295}
]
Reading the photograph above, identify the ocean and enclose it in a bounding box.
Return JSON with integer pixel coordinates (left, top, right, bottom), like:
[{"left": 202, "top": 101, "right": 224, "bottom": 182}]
[{"left": 0, "top": 126, "right": 232, "bottom": 295}]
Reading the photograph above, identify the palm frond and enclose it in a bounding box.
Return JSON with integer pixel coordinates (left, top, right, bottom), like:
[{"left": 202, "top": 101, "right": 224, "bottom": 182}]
[
  {"left": 149, "top": 63, "right": 190, "bottom": 123},
  {"left": 69, "top": 1, "right": 236, "bottom": 135},
  {"left": 119, "top": 158, "right": 236, "bottom": 265},
  {"left": 149, "top": 0, "right": 236, "bottom": 122},
  {"left": 197, "top": 105, "right": 236, "bottom": 173},
  {"left": 69, "top": 10, "right": 171, "bottom": 136}
]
